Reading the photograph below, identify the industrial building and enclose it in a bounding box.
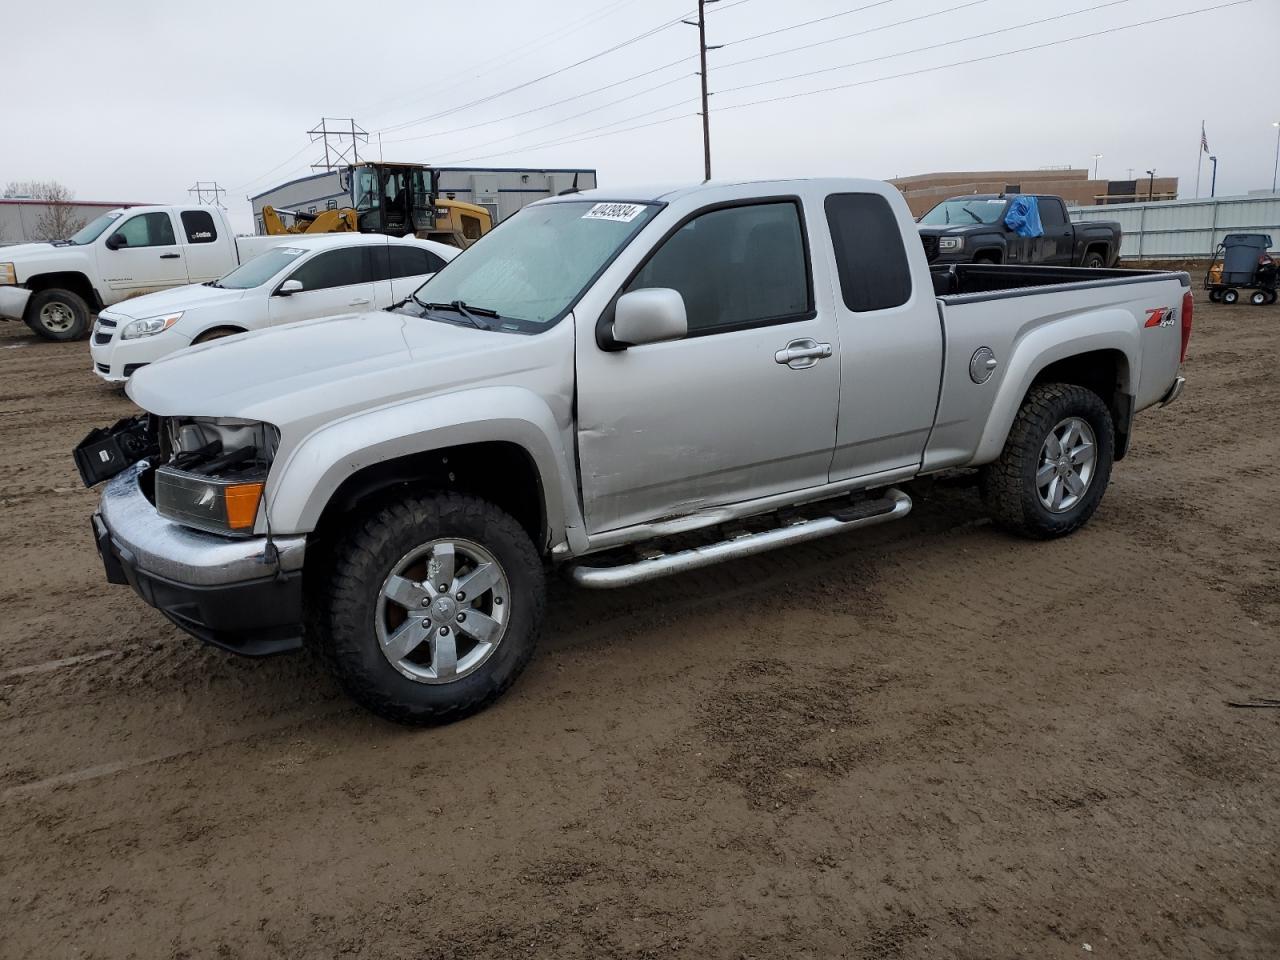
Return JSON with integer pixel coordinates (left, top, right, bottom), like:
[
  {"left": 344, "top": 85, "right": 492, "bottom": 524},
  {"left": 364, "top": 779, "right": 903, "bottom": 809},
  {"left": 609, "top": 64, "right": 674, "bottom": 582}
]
[
  {"left": 890, "top": 169, "right": 1179, "bottom": 217},
  {"left": 0, "top": 197, "right": 148, "bottom": 244},
  {"left": 249, "top": 166, "right": 597, "bottom": 235}
]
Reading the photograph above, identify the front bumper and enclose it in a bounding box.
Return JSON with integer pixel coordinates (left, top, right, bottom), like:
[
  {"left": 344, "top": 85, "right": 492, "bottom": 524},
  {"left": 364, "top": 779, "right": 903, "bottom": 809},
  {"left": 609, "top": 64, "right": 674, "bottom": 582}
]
[
  {"left": 94, "top": 462, "right": 308, "bottom": 656},
  {"left": 89, "top": 318, "right": 186, "bottom": 382},
  {"left": 0, "top": 285, "right": 32, "bottom": 321}
]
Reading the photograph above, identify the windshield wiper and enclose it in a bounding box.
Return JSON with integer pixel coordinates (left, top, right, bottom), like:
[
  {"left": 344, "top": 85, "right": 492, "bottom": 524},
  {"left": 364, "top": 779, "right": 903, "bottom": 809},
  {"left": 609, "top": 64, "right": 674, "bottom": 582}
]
[
  {"left": 415, "top": 299, "right": 497, "bottom": 330},
  {"left": 961, "top": 207, "right": 983, "bottom": 224}
]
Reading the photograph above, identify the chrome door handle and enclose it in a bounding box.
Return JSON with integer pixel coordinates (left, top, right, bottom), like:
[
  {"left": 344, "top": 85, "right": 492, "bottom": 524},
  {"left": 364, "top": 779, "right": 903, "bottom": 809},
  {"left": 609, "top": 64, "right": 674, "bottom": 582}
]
[
  {"left": 774, "top": 339, "right": 832, "bottom": 369},
  {"left": 348, "top": 298, "right": 371, "bottom": 306}
]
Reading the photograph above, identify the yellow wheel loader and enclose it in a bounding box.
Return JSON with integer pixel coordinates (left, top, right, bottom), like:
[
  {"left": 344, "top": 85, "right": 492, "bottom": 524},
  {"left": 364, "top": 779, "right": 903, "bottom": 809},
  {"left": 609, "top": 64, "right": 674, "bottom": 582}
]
[{"left": 263, "top": 163, "right": 492, "bottom": 248}]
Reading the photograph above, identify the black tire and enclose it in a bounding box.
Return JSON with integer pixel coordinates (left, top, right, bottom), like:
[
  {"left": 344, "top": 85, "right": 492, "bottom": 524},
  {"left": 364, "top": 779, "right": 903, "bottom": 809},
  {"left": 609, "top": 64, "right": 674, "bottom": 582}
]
[
  {"left": 1208, "top": 288, "right": 1223, "bottom": 302},
  {"left": 1265, "top": 289, "right": 1278, "bottom": 305},
  {"left": 25, "top": 288, "right": 90, "bottom": 341},
  {"left": 980, "top": 383, "right": 1115, "bottom": 540},
  {"left": 1222, "top": 288, "right": 1239, "bottom": 304},
  {"left": 316, "top": 492, "right": 545, "bottom": 725},
  {"left": 1250, "top": 290, "right": 1268, "bottom": 306},
  {"left": 1082, "top": 251, "right": 1106, "bottom": 269}
]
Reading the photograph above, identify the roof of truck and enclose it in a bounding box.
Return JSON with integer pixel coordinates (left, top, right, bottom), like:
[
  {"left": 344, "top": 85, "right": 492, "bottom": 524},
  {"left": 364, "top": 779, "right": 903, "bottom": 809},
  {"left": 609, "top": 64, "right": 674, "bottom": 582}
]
[{"left": 539, "top": 178, "right": 892, "bottom": 205}]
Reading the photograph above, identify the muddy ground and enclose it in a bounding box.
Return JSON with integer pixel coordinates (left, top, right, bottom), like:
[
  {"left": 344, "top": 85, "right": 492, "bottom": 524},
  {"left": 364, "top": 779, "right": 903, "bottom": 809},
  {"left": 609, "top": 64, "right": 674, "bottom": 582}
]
[{"left": 0, "top": 293, "right": 1277, "bottom": 959}]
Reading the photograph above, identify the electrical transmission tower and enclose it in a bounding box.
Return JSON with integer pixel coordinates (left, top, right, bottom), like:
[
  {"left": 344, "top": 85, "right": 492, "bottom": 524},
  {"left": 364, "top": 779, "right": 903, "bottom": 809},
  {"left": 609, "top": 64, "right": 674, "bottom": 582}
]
[
  {"left": 308, "top": 118, "right": 369, "bottom": 171},
  {"left": 187, "top": 181, "right": 227, "bottom": 206}
]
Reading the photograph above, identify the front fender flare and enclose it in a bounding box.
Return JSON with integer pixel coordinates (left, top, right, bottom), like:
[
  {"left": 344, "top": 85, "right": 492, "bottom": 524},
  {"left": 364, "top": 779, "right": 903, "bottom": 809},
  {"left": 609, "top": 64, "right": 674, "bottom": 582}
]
[
  {"left": 973, "top": 311, "right": 1139, "bottom": 464},
  {"left": 265, "top": 386, "right": 582, "bottom": 551}
]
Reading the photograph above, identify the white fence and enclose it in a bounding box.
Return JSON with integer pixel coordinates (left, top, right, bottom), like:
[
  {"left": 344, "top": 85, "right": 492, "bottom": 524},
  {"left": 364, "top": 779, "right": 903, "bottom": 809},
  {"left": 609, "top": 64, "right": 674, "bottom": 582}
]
[{"left": 1068, "top": 193, "right": 1280, "bottom": 260}]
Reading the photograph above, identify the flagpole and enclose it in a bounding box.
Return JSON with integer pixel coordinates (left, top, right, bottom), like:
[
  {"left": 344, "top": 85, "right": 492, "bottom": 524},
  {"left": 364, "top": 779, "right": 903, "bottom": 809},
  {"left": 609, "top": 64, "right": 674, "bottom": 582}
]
[{"left": 1195, "top": 121, "right": 1203, "bottom": 198}]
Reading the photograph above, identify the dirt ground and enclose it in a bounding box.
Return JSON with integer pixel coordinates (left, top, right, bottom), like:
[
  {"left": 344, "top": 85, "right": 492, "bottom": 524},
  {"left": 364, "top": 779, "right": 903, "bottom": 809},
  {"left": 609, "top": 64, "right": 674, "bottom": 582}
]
[{"left": 0, "top": 293, "right": 1277, "bottom": 959}]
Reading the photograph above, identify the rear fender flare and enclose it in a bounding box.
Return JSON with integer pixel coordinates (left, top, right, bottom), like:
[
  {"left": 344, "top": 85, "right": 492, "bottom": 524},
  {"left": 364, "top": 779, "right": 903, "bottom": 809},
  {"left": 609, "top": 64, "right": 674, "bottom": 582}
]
[{"left": 973, "top": 311, "right": 1139, "bottom": 464}]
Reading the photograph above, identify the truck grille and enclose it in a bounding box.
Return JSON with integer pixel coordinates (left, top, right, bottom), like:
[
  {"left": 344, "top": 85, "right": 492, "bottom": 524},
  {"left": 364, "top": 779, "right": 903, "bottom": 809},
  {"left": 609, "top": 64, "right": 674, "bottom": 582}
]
[{"left": 920, "top": 235, "right": 939, "bottom": 262}]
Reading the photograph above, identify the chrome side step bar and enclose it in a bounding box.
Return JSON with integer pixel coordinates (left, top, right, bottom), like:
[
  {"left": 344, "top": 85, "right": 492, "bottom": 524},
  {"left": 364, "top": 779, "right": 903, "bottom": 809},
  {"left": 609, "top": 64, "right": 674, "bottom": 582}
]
[{"left": 568, "top": 488, "right": 912, "bottom": 589}]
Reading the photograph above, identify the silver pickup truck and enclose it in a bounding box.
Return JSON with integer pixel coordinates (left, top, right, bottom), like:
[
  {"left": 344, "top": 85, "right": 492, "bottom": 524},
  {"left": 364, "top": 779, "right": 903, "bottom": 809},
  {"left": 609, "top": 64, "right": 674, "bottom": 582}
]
[{"left": 77, "top": 178, "right": 1191, "bottom": 724}]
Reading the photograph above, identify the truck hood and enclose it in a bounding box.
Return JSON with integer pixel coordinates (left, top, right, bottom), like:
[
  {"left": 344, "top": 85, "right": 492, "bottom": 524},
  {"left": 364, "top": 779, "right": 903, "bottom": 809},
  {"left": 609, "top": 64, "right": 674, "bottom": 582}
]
[
  {"left": 1, "top": 241, "right": 91, "bottom": 278},
  {"left": 127, "top": 309, "right": 553, "bottom": 434},
  {"left": 100, "top": 282, "right": 248, "bottom": 320},
  {"left": 918, "top": 224, "right": 983, "bottom": 236}
]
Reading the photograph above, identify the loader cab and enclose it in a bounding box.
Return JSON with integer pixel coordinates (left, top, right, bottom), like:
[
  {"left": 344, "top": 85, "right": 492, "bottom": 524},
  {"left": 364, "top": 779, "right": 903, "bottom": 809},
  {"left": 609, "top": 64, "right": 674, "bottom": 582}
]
[{"left": 345, "top": 163, "right": 437, "bottom": 237}]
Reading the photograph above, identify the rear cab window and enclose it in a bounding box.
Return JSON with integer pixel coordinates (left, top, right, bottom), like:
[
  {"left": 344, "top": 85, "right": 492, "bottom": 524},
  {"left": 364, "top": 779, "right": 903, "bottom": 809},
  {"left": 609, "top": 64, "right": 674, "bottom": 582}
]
[
  {"left": 824, "top": 193, "right": 912, "bottom": 312},
  {"left": 181, "top": 210, "right": 218, "bottom": 244}
]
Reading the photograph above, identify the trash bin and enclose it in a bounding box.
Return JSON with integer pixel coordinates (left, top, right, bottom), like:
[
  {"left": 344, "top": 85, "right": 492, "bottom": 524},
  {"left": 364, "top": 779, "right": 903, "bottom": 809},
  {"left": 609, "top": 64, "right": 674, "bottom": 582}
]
[{"left": 1221, "top": 233, "right": 1273, "bottom": 285}]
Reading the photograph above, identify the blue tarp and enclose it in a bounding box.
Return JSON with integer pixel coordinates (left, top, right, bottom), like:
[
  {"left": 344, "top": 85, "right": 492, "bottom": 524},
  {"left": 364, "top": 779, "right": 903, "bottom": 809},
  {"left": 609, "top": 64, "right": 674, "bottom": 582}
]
[{"left": 1004, "top": 195, "right": 1043, "bottom": 238}]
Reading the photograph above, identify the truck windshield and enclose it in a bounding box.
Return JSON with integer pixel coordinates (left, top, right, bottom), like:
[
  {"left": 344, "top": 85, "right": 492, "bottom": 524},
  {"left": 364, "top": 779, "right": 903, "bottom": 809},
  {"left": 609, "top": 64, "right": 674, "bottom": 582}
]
[
  {"left": 213, "top": 246, "right": 308, "bottom": 289},
  {"left": 412, "top": 200, "right": 660, "bottom": 329},
  {"left": 920, "top": 199, "right": 1006, "bottom": 226},
  {"left": 67, "top": 211, "right": 123, "bottom": 245}
]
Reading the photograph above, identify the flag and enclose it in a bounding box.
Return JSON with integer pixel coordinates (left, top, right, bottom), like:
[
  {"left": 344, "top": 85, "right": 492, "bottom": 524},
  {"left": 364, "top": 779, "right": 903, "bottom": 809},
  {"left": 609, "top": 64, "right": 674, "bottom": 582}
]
[{"left": 1201, "top": 123, "right": 1210, "bottom": 154}]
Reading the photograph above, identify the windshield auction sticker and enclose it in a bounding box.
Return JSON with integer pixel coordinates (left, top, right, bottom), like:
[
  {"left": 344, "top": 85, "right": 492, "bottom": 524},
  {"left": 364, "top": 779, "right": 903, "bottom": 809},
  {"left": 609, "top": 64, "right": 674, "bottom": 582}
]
[{"left": 582, "top": 202, "right": 645, "bottom": 223}]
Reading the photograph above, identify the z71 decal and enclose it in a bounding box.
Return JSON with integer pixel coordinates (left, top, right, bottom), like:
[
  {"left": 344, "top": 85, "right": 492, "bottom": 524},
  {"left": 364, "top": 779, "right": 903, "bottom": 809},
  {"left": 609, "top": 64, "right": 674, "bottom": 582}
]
[{"left": 1144, "top": 307, "right": 1175, "bottom": 328}]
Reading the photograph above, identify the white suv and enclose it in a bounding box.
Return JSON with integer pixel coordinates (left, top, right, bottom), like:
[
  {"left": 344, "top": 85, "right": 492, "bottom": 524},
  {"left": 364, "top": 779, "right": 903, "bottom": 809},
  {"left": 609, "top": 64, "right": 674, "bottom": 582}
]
[{"left": 89, "top": 233, "right": 459, "bottom": 382}]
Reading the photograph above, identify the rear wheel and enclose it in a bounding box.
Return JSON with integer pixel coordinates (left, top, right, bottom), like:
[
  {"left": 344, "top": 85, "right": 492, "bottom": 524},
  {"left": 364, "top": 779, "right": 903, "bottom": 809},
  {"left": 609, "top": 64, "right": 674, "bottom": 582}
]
[
  {"left": 980, "top": 383, "right": 1115, "bottom": 539},
  {"left": 1250, "top": 290, "right": 1268, "bottom": 306},
  {"left": 25, "top": 288, "right": 90, "bottom": 341},
  {"left": 317, "top": 492, "right": 545, "bottom": 725},
  {"left": 1265, "top": 289, "right": 1278, "bottom": 305},
  {"left": 1082, "top": 251, "right": 1106, "bottom": 269},
  {"left": 1221, "top": 288, "right": 1239, "bottom": 304},
  {"left": 1208, "top": 288, "right": 1223, "bottom": 302}
]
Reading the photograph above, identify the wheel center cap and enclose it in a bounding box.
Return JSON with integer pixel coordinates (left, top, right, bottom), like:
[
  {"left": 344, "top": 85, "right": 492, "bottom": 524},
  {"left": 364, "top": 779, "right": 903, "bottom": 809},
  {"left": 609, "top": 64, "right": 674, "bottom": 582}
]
[{"left": 430, "top": 595, "right": 457, "bottom": 622}]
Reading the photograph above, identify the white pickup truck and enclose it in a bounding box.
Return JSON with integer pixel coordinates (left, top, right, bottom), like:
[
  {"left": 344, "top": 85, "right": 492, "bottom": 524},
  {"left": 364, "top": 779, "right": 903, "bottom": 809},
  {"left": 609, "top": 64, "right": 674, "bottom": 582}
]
[
  {"left": 0, "top": 204, "right": 285, "bottom": 340},
  {"left": 78, "top": 178, "right": 1191, "bottom": 725}
]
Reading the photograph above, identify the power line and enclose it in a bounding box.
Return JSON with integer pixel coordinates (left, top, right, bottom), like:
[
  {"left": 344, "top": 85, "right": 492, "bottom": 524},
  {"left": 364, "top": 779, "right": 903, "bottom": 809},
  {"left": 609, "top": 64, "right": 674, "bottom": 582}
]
[
  {"left": 716, "top": 0, "right": 1143, "bottom": 94},
  {"left": 363, "top": 0, "right": 639, "bottom": 125},
  {"left": 434, "top": 0, "right": 1249, "bottom": 167},
  {"left": 437, "top": 103, "right": 700, "bottom": 165},
  {"left": 716, "top": 0, "right": 1253, "bottom": 113},
  {"left": 718, "top": 0, "right": 899, "bottom": 48},
  {"left": 439, "top": 113, "right": 699, "bottom": 167},
  {"left": 383, "top": 56, "right": 697, "bottom": 146},
  {"left": 716, "top": 0, "right": 996, "bottom": 72},
  {"left": 395, "top": 74, "right": 697, "bottom": 157},
  {"left": 377, "top": 8, "right": 697, "bottom": 134},
  {"left": 228, "top": 142, "right": 315, "bottom": 195}
]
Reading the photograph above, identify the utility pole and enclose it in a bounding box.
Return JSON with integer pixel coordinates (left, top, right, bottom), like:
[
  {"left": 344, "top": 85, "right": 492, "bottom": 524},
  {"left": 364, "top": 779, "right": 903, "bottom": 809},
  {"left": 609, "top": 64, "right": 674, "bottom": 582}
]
[
  {"left": 1272, "top": 121, "right": 1279, "bottom": 192},
  {"left": 684, "top": 0, "right": 720, "bottom": 182},
  {"left": 1209, "top": 156, "right": 1218, "bottom": 197},
  {"left": 1146, "top": 169, "right": 1156, "bottom": 202},
  {"left": 187, "top": 181, "right": 226, "bottom": 207},
  {"left": 1091, "top": 154, "right": 1102, "bottom": 179}
]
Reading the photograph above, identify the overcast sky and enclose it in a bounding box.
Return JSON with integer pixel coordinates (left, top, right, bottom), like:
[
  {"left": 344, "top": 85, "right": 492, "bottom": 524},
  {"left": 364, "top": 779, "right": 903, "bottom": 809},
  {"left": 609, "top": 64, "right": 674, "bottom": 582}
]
[{"left": 6, "top": 0, "right": 1278, "bottom": 233}]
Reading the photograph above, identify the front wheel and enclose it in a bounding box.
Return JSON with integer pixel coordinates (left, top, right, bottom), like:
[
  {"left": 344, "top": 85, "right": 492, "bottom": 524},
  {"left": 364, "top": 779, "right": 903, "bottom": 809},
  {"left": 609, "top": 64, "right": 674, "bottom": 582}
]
[
  {"left": 980, "top": 383, "right": 1115, "bottom": 539},
  {"left": 1250, "top": 290, "right": 1268, "bottom": 306},
  {"left": 25, "top": 288, "right": 90, "bottom": 341},
  {"left": 1222, "top": 288, "right": 1239, "bottom": 304},
  {"left": 1082, "top": 251, "right": 1106, "bottom": 269},
  {"left": 317, "top": 493, "right": 545, "bottom": 725},
  {"left": 1208, "top": 288, "right": 1223, "bottom": 302}
]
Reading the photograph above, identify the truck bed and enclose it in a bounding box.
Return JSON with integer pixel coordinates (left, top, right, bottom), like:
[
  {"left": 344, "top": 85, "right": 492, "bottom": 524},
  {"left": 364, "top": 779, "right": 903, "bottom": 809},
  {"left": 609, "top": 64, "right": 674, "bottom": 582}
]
[{"left": 931, "top": 263, "right": 1177, "bottom": 299}]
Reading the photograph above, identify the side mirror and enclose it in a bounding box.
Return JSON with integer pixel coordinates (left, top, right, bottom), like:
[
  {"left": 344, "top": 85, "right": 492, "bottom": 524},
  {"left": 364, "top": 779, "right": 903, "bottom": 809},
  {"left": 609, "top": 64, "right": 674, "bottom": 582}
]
[
  {"left": 277, "top": 279, "right": 303, "bottom": 296},
  {"left": 610, "top": 288, "right": 687, "bottom": 348},
  {"left": 105, "top": 233, "right": 127, "bottom": 250}
]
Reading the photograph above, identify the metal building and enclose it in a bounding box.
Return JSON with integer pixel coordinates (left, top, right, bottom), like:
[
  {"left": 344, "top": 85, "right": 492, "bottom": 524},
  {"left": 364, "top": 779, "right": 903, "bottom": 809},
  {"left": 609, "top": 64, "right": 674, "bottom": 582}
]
[
  {"left": 0, "top": 198, "right": 150, "bottom": 245},
  {"left": 249, "top": 166, "right": 597, "bottom": 235},
  {"left": 1069, "top": 192, "right": 1280, "bottom": 259}
]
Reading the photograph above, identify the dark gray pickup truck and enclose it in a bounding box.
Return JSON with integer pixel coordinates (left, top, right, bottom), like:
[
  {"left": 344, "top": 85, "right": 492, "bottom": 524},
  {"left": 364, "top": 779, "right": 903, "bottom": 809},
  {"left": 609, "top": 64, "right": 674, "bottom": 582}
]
[{"left": 918, "top": 194, "right": 1122, "bottom": 269}]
